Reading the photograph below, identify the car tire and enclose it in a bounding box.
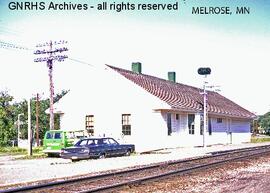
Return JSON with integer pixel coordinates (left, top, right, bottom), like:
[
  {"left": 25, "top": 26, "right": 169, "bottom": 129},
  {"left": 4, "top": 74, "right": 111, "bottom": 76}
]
[
  {"left": 125, "top": 149, "right": 131, "bottom": 156},
  {"left": 47, "top": 153, "right": 54, "bottom": 157},
  {"left": 99, "top": 153, "right": 106, "bottom": 159}
]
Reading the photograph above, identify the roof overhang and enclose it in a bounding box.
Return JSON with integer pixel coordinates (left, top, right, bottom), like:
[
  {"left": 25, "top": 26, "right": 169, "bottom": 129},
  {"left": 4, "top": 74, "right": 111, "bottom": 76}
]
[{"left": 154, "top": 108, "right": 256, "bottom": 120}]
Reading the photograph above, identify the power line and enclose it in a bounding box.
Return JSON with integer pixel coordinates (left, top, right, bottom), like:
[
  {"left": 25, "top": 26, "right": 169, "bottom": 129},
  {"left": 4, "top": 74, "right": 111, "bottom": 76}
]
[
  {"left": 68, "top": 57, "right": 94, "bottom": 67},
  {"left": 0, "top": 40, "right": 32, "bottom": 51},
  {"left": 1, "top": 39, "right": 96, "bottom": 69}
]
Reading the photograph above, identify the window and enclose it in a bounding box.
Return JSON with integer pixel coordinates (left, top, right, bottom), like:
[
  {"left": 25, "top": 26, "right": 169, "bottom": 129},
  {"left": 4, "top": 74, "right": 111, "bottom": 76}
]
[
  {"left": 208, "top": 118, "right": 212, "bottom": 135},
  {"left": 167, "top": 113, "right": 172, "bottom": 136},
  {"left": 217, "top": 118, "right": 223, "bottom": 123},
  {"left": 81, "top": 140, "right": 88, "bottom": 146},
  {"left": 176, "top": 114, "right": 179, "bottom": 120},
  {"left": 85, "top": 115, "right": 94, "bottom": 135},
  {"left": 46, "top": 132, "right": 53, "bottom": 139},
  {"left": 122, "top": 114, "right": 131, "bottom": 135},
  {"left": 102, "top": 138, "right": 110, "bottom": 145},
  {"left": 88, "top": 139, "right": 97, "bottom": 145},
  {"left": 200, "top": 114, "right": 203, "bottom": 135},
  {"left": 108, "top": 138, "right": 118, "bottom": 145},
  {"left": 54, "top": 132, "right": 62, "bottom": 139},
  {"left": 188, "top": 114, "right": 195, "bottom": 135}
]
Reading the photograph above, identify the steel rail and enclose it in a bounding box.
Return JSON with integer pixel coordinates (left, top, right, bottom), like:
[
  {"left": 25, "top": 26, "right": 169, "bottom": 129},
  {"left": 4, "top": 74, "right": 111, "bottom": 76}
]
[
  {"left": 1, "top": 145, "right": 270, "bottom": 193},
  {"left": 83, "top": 149, "right": 270, "bottom": 193}
]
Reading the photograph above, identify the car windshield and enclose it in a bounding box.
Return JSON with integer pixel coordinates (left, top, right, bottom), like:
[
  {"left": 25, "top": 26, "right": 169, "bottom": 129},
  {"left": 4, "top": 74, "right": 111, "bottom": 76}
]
[{"left": 108, "top": 138, "right": 118, "bottom": 145}]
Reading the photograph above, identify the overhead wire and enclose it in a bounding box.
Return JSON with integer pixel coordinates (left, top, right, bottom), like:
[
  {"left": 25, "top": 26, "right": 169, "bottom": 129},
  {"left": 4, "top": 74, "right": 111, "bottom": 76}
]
[
  {"left": 0, "top": 40, "right": 32, "bottom": 51},
  {"left": 1, "top": 39, "right": 96, "bottom": 68},
  {"left": 68, "top": 57, "right": 94, "bottom": 67}
]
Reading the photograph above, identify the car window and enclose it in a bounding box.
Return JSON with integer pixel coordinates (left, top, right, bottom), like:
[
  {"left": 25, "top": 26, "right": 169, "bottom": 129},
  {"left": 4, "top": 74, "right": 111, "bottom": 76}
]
[
  {"left": 46, "top": 133, "right": 53, "bottom": 139},
  {"left": 102, "top": 139, "right": 110, "bottom": 145},
  {"left": 97, "top": 139, "right": 104, "bottom": 145},
  {"left": 54, "top": 132, "right": 62, "bottom": 139},
  {"left": 88, "top": 139, "right": 97, "bottom": 145},
  {"left": 79, "top": 140, "right": 88, "bottom": 146},
  {"left": 108, "top": 138, "right": 118, "bottom": 145}
]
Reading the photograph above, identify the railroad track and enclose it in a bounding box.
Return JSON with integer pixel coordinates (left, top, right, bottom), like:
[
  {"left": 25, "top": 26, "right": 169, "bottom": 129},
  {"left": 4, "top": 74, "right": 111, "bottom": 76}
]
[{"left": 1, "top": 145, "right": 270, "bottom": 193}]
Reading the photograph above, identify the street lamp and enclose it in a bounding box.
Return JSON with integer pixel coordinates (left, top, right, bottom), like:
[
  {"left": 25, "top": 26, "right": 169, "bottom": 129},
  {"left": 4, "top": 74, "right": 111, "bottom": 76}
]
[
  {"left": 17, "top": 113, "right": 24, "bottom": 147},
  {"left": 198, "top": 67, "right": 211, "bottom": 148}
]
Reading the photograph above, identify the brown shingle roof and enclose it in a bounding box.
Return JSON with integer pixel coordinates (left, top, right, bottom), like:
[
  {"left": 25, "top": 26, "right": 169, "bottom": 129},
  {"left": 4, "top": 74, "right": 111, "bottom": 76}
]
[{"left": 107, "top": 65, "right": 255, "bottom": 119}]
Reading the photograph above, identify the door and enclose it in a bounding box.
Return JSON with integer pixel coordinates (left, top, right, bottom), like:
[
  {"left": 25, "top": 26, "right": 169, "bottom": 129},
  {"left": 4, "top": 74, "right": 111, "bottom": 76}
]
[
  {"left": 102, "top": 138, "right": 115, "bottom": 156},
  {"left": 108, "top": 138, "right": 123, "bottom": 155}
]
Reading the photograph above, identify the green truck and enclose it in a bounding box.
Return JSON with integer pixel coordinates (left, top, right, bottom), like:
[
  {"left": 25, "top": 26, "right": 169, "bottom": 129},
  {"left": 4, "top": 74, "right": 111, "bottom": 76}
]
[{"left": 43, "top": 130, "right": 88, "bottom": 156}]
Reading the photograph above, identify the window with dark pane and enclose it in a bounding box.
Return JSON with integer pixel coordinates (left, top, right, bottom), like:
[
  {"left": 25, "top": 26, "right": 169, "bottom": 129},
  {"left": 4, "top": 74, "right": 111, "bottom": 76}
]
[
  {"left": 200, "top": 114, "right": 203, "bottom": 135},
  {"left": 208, "top": 118, "right": 212, "bottom": 135},
  {"left": 217, "top": 118, "right": 223, "bottom": 123},
  {"left": 85, "top": 115, "right": 94, "bottom": 135},
  {"left": 122, "top": 114, "right": 131, "bottom": 135},
  {"left": 167, "top": 113, "right": 172, "bottom": 136},
  {"left": 188, "top": 114, "right": 195, "bottom": 135}
]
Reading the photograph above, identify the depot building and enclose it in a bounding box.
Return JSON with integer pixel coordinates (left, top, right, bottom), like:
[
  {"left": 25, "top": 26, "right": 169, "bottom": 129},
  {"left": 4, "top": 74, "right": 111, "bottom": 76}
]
[{"left": 53, "top": 63, "right": 255, "bottom": 152}]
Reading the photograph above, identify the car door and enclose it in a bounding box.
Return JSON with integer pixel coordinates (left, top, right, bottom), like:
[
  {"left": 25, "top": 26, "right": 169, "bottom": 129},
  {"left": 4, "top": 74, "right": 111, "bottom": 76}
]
[
  {"left": 102, "top": 138, "right": 115, "bottom": 156},
  {"left": 108, "top": 138, "right": 123, "bottom": 155},
  {"left": 51, "top": 131, "right": 63, "bottom": 151}
]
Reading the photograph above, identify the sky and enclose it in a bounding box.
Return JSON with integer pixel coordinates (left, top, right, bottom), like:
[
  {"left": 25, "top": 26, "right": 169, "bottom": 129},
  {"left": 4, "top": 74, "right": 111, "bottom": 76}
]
[{"left": 0, "top": 0, "right": 270, "bottom": 115}]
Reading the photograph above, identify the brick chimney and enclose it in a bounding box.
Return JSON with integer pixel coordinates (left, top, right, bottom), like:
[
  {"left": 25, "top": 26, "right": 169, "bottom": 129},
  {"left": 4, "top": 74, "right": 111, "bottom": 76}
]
[
  {"left": 132, "top": 62, "right": 142, "bottom": 74},
  {"left": 168, "top": 72, "right": 176, "bottom": 82}
]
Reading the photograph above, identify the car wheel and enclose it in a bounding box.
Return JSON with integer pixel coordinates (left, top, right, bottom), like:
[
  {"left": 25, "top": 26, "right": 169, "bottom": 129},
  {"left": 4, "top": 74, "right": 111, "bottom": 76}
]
[
  {"left": 99, "top": 153, "right": 106, "bottom": 159},
  {"left": 125, "top": 149, "right": 131, "bottom": 156},
  {"left": 47, "top": 153, "right": 54, "bottom": 157}
]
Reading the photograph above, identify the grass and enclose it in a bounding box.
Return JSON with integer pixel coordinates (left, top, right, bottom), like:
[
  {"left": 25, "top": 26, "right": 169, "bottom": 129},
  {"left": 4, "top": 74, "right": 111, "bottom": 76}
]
[
  {"left": 251, "top": 135, "right": 270, "bottom": 143},
  {"left": 0, "top": 146, "right": 27, "bottom": 155},
  {"left": 0, "top": 146, "right": 45, "bottom": 159},
  {"left": 17, "top": 153, "right": 47, "bottom": 160}
]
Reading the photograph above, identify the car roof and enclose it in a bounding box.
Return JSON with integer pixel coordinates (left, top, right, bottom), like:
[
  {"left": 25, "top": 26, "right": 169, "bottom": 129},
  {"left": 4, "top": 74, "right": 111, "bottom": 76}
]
[{"left": 80, "top": 137, "right": 114, "bottom": 140}]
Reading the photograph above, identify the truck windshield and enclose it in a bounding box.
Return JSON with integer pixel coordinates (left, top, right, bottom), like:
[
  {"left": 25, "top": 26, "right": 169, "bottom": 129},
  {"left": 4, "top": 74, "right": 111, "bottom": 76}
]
[
  {"left": 46, "top": 133, "right": 53, "bottom": 139},
  {"left": 54, "top": 132, "right": 62, "bottom": 139}
]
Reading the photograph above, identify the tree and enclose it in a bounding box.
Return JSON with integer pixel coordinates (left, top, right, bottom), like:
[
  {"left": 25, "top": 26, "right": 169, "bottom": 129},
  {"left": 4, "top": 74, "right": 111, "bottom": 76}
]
[
  {"left": 14, "top": 90, "right": 69, "bottom": 142},
  {"left": 258, "top": 112, "right": 270, "bottom": 134},
  {"left": 0, "top": 89, "right": 69, "bottom": 146},
  {"left": 0, "top": 91, "right": 16, "bottom": 146}
]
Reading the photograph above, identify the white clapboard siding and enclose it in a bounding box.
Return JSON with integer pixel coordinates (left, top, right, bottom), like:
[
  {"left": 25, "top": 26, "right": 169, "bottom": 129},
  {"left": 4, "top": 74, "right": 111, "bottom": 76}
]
[
  {"left": 231, "top": 120, "right": 250, "bottom": 133},
  {"left": 211, "top": 117, "right": 227, "bottom": 132}
]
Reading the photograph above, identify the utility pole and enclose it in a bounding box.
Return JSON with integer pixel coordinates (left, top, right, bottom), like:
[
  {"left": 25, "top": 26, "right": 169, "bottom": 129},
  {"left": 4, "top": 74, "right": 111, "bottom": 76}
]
[
  {"left": 203, "top": 78, "right": 207, "bottom": 148},
  {"left": 198, "top": 67, "right": 211, "bottom": 148},
  {"left": 34, "top": 40, "right": 68, "bottom": 130},
  {"left": 17, "top": 113, "right": 24, "bottom": 147},
  {"left": 36, "top": 93, "right": 40, "bottom": 146},
  {"left": 28, "top": 97, "right": 32, "bottom": 156}
]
